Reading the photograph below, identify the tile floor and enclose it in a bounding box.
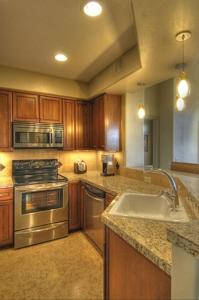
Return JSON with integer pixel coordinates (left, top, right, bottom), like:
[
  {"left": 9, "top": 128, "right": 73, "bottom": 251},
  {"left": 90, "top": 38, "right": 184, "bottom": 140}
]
[{"left": 0, "top": 232, "right": 103, "bottom": 300}]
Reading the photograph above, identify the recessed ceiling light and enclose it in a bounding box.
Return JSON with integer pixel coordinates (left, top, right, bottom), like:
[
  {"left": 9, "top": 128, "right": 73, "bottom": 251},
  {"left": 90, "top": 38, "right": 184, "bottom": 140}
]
[
  {"left": 55, "top": 53, "right": 68, "bottom": 62},
  {"left": 83, "top": 1, "right": 102, "bottom": 17}
]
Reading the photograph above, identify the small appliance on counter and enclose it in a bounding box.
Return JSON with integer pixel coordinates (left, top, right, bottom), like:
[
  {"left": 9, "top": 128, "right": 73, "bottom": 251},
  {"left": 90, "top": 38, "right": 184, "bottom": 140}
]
[
  {"left": 74, "top": 160, "right": 87, "bottom": 174},
  {"left": 101, "top": 154, "right": 115, "bottom": 176}
]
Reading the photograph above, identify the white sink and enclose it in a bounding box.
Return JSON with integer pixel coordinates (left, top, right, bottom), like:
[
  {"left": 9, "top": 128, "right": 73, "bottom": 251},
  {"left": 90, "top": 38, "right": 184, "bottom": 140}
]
[{"left": 109, "top": 192, "right": 189, "bottom": 223}]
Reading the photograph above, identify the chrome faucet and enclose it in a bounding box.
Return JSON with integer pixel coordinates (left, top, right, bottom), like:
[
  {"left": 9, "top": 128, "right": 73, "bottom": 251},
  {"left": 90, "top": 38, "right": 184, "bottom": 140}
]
[{"left": 145, "top": 168, "right": 179, "bottom": 211}]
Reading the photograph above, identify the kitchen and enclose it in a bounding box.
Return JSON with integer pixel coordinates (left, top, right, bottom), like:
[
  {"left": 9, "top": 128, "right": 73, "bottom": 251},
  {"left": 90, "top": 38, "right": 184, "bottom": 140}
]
[{"left": 0, "top": 0, "right": 199, "bottom": 300}]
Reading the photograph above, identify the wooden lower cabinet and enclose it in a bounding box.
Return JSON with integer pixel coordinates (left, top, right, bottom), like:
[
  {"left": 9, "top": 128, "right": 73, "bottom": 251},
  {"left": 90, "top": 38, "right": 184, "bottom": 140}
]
[
  {"left": 105, "top": 228, "right": 171, "bottom": 300},
  {"left": 0, "top": 188, "right": 13, "bottom": 247},
  {"left": 68, "top": 181, "right": 81, "bottom": 232}
]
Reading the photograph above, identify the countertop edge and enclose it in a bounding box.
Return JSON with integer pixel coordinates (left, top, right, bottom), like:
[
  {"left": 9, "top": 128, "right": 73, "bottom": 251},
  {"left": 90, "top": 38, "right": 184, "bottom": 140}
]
[{"left": 102, "top": 213, "right": 171, "bottom": 276}]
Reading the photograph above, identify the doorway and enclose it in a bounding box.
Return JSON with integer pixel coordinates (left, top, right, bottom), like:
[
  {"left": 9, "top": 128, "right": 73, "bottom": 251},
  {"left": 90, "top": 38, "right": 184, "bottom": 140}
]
[{"left": 144, "top": 118, "right": 159, "bottom": 168}]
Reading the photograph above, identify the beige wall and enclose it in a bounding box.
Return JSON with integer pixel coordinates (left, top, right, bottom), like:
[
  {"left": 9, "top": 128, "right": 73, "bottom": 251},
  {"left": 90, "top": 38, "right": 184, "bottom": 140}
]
[
  {"left": 144, "top": 79, "right": 174, "bottom": 169},
  {"left": 125, "top": 91, "right": 144, "bottom": 167},
  {"left": 0, "top": 65, "right": 88, "bottom": 99},
  {"left": 89, "top": 46, "right": 141, "bottom": 96},
  {"left": 144, "top": 84, "right": 159, "bottom": 119},
  {"left": 0, "top": 150, "right": 97, "bottom": 176},
  {"left": 0, "top": 46, "right": 141, "bottom": 99},
  {"left": 158, "top": 79, "right": 174, "bottom": 169}
]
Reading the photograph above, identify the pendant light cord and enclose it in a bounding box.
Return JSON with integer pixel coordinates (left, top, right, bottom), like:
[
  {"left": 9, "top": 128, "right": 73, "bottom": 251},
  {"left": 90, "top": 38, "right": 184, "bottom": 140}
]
[{"left": 182, "top": 34, "right": 185, "bottom": 72}]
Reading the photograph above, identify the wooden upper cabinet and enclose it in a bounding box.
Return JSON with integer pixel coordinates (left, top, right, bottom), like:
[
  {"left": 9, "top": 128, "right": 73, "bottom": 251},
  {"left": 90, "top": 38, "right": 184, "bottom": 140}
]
[
  {"left": 92, "top": 99, "right": 99, "bottom": 149},
  {"left": 92, "top": 97, "right": 105, "bottom": 150},
  {"left": 104, "top": 94, "right": 121, "bottom": 151},
  {"left": 0, "top": 90, "right": 12, "bottom": 151},
  {"left": 13, "top": 92, "right": 39, "bottom": 122},
  {"left": 39, "top": 96, "right": 63, "bottom": 123},
  {"left": 91, "top": 94, "right": 121, "bottom": 151},
  {"left": 75, "top": 101, "right": 91, "bottom": 149},
  {"left": 63, "top": 99, "right": 76, "bottom": 150},
  {"left": 98, "top": 96, "right": 105, "bottom": 149}
]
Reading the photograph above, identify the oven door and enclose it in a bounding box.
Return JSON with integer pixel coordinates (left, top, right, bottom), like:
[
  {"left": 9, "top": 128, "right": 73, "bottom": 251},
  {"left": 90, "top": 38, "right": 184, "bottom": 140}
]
[{"left": 15, "top": 182, "right": 68, "bottom": 231}]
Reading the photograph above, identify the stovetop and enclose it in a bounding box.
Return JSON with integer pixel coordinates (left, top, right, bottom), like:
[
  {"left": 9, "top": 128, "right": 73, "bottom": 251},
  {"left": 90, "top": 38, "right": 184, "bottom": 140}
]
[
  {"left": 12, "top": 173, "right": 68, "bottom": 186},
  {"left": 12, "top": 159, "right": 68, "bottom": 186}
]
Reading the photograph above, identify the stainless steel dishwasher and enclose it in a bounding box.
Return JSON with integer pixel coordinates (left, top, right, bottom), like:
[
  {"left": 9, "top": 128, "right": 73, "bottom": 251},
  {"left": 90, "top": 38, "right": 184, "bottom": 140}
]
[{"left": 83, "top": 183, "right": 105, "bottom": 252}]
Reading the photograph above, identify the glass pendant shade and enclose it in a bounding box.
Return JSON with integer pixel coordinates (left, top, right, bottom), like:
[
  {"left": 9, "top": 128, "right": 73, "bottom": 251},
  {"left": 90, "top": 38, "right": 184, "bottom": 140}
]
[
  {"left": 138, "top": 104, "right": 145, "bottom": 119},
  {"left": 177, "top": 71, "right": 191, "bottom": 98},
  {"left": 176, "top": 97, "right": 185, "bottom": 111}
]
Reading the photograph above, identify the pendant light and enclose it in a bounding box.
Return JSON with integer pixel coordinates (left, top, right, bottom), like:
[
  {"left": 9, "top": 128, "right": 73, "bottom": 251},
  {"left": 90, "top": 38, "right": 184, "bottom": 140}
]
[
  {"left": 176, "top": 97, "right": 185, "bottom": 112},
  {"left": 176, "top": 31, "right": 191, "bottom": 98},
  {"left": 137, "top": 82, "right": 146, "bottom": 119},
  {"left": 137, "top": 104, "right": 145, "bottom": 119}
]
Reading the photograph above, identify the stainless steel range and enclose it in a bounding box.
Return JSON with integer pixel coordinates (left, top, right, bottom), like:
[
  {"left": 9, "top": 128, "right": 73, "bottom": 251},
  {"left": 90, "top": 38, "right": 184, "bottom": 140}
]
[{"left": 13, "top": 159, "right": 68, "bottom": 249}]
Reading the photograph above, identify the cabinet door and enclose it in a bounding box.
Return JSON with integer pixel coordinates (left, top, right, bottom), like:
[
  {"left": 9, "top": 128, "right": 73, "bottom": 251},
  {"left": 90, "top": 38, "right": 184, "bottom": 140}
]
[
  {"left": 0, "top": 200, "right": 13, "bottom": 247},
  {"left": 63, "top": 99, "right": 76, "bottom": 150},
  {"left": 104, "top": 94, "right": 121, "bottom": 151},
  {"left": 98, "top": 96, "right": 105, "bottom": 149},
  {"left": 13, "top": 92, "right": 39, "bottom": 122},
  {"left": 105, "top": 228, "right": 171, "bottom": 300},
  {"left": 40, "top": 96, "right": 63, "bottom": 123},
  {"left": 91, "top": 97, "right": 105, "bottom": 150},
  {"left": 91, "top": 99, "right": 98, "bottom": 149},
  {"left": 0, "top": 91, "right": 12, "bottom": 151},
  {"left": 75, "top": 101, "right": 91, "bottom": 149},
  {"left": 68, "top": 181, "right": 81, "bottom": 232}
]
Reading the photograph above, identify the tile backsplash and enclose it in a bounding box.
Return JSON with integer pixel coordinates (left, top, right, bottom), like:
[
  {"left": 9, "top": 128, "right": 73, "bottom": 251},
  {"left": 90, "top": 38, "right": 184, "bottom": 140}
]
[
  {"left": 0, "top": 150, "right": 98, "bottom": 176},
  {"left": 0, "top": 150, "right": 124, "bottom": 176}
]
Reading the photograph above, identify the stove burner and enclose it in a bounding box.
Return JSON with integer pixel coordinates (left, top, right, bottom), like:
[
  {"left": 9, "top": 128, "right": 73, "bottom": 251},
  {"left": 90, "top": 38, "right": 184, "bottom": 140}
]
[{"left": 12, "top": 159, "right": 68, "bottom": 186}]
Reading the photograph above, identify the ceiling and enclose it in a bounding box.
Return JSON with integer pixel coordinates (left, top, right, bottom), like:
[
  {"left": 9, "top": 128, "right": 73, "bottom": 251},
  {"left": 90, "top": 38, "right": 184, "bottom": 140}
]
[
  {"left": 106, "top": 0, "right": 199, "bottom": 94},
  {"left": 0, "top": 0, "right": 199, "bottom": 96},
  {"left": 0, "top": 0, "right": 137, "bottom": 83}
]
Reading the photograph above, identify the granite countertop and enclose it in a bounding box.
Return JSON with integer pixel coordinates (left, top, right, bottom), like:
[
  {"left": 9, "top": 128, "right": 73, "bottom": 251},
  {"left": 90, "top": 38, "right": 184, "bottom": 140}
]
[
  {"left": 167, "top": 221, "right": 199, "bottom": 258},
  {"left": 171, "top": 171, "right": 199, "bottom": 202},
  {"left": 61, "top": 171, "right": 172, "bottom": 275},
  {"left": 60, "top": 171, "right": 163, "bottom": 195},
  {"left": 62, "top": 171, "right": 199, "bottom": 275}
]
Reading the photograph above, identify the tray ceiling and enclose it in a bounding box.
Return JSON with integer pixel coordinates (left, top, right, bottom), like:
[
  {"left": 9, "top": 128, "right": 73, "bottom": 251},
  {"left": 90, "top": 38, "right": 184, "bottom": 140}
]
[{"left": 0, "top": 0, "right": 137, "bottom": 82}]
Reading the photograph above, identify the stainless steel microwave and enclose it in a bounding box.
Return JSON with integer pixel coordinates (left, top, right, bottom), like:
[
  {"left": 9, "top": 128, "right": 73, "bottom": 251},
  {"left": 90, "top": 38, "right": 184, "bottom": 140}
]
[{"left": 13, "top": 122, "right": 64, "bottom": 149}]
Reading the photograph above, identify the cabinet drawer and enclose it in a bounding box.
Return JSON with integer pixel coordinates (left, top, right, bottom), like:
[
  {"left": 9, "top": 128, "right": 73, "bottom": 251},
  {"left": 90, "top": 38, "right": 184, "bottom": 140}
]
[{"left": 0, "top": 188, "right": 13, "bottom": 201}]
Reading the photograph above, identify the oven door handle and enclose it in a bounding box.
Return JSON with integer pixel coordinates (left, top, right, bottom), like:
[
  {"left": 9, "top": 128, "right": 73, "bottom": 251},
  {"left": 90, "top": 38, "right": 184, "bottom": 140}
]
[
  {"left": 15, "top": 222, "right": 65, "bottom": 234},
  {"left": 15, "top": 183, "right": 68, "bottom": 193}
]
